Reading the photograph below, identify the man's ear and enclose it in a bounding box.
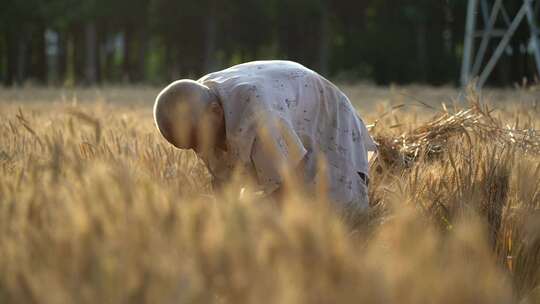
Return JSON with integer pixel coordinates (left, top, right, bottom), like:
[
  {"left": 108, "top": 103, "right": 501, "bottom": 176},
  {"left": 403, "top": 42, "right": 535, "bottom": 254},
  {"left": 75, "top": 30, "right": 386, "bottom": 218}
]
[{"left": 209, "top": 101, "right": 223, "bottom": 116}]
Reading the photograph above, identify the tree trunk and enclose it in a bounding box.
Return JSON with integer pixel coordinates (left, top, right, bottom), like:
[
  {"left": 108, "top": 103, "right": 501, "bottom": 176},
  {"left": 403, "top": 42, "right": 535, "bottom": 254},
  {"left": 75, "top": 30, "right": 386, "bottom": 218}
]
[
  {"left": 34, "top": 24, "right": 47, "bottom": 84},
  {"left": 104, "top": 33, "right": 116, "bottom": 82},
  {"left": 57, "top": 31, "right": 68, "bottom": 85},
  {"left": 318, "top": 0, "right": 330, "bottom": 76},
  {"left": 136, "top": 28, "right": 148, "bottom": 82},
  {"left": 84, "top": 21, "right": 98, "bottom": 85},
  {"left": 415, "top": 22, "right": 428, "bottom": 82},
  {"left": 203, "top": 0, "right": 218, "bottom": 73},
  {"left": 73, "top": 25, "right": 86, "bottom": 84},
  {"left": 16, "top": 33, "right": 28, "bottom": 85},
  {"left": 5, "top": 29, "right": 17, "bottom": 86},
  {"left": 0, "top": 33, "right": 4, "bottom": 85},
  {"left": 95, "top": 26, "right": 105, "bottom": 84},
  {"left": 166, "top": 42, "right": 180, "bottom": 81},
  {"left": 122, "top": 28, "right": 133, "bottom": 82}
]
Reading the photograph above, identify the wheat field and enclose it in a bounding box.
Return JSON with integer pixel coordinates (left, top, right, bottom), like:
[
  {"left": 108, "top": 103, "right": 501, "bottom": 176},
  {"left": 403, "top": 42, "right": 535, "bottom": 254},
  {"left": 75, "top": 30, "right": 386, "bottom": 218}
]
[{"left": 0, "top": 85, "right": 539, "bottom": 304}]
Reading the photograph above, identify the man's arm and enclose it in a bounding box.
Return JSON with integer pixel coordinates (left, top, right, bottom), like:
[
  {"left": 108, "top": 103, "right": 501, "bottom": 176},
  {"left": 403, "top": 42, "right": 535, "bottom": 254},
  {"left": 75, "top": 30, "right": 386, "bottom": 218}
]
[{"left": 250, "top": 119, "right": 308, "bottom": 202}]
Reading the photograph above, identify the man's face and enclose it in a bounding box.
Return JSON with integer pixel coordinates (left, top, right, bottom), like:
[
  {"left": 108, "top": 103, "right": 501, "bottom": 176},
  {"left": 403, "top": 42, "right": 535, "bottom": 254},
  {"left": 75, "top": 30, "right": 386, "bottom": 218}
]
[{"left": 161, "top": 102, "right": 224, "bottom": 156}]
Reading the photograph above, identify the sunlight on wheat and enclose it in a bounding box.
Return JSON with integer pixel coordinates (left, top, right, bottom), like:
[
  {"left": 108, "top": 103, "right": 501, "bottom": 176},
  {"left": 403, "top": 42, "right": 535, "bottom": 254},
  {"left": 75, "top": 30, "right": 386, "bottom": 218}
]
[{"left": 0, "top": 86, "right": 539, "bottom": 304}]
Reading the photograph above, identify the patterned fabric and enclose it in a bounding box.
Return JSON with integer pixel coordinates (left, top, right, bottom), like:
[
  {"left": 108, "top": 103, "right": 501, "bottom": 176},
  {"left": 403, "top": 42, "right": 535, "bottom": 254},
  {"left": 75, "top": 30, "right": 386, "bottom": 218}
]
[{"left": 199, "top": 60, "right": 377, "bottom": 210}]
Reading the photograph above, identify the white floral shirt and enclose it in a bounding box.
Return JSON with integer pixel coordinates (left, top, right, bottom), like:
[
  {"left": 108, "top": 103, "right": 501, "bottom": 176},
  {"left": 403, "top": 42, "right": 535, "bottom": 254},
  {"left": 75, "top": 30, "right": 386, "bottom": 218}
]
[{"left": 199, "top": 60, "right": 377, "bottom": 209}]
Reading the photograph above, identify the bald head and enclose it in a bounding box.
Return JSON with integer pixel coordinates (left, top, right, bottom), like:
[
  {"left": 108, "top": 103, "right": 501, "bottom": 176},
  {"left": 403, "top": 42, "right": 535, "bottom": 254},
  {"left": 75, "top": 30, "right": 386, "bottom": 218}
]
[{"left": 154, "top": 79, "right": 224, "bottom": 152}]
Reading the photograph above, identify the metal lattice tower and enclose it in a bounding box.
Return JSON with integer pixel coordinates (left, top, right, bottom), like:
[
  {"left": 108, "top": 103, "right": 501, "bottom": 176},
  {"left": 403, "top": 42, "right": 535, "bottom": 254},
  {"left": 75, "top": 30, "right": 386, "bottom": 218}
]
[{"left": 461, "top": 0, "right": 540, "bottom": 87}]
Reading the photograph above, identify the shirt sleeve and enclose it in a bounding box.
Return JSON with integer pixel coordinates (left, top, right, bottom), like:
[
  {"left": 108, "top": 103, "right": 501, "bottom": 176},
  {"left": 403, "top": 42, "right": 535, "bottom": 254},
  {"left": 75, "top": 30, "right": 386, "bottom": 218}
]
[
  {"left": 250, "top": 116, "right": 307, "bottom": 194},
  {"left": 357, "top": 115, "right": 378, "bottom": 152}
]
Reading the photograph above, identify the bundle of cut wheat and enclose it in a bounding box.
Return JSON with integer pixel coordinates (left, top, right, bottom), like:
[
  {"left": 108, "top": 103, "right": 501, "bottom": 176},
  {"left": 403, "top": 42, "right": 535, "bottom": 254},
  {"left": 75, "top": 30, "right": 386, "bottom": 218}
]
[{"left": 371, "top": 96, "right": 540, "bottom": 169}]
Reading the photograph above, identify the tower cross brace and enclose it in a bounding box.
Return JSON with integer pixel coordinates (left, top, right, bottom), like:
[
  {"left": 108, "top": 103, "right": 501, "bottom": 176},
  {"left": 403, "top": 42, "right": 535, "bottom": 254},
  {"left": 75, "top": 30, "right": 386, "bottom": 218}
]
[{"left": 461, "top": 0, "right": 540, "bottom": 88}]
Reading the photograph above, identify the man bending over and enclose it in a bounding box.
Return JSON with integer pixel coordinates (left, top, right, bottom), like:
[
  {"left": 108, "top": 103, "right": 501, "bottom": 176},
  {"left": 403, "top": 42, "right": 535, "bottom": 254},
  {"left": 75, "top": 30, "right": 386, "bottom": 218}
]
[{"left": 154, "top": 60, "right": 376, "bottom": 211}]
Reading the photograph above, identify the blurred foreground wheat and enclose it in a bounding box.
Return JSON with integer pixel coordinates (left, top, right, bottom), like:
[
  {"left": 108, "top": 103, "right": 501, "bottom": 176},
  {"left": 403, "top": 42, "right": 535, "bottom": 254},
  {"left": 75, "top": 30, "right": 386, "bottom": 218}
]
[{"left": 0, "top": 87, "right": 539, "bottom": 304}]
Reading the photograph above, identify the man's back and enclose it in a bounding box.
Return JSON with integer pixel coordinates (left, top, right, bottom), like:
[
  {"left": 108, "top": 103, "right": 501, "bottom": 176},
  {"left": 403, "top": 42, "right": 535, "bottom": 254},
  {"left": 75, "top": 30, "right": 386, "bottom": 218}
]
[{"left": 199, "top": 60, "right": 376, "bottom": 209}]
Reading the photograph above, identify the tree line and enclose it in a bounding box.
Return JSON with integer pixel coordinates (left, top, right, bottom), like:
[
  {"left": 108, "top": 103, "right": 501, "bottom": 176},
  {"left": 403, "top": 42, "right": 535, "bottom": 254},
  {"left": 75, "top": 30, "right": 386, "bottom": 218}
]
[{"left": 0, "top": 0, "right": 536, "bottom": 87}]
